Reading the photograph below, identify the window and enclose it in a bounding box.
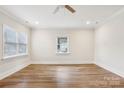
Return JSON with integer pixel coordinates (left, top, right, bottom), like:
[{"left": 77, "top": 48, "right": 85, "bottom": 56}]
[
  {"left": 3, "top": 25, "right": 28, "bottom": 58},
  {"left": 56, "top": 37, "right": 69, "bottom": 54},
  {"left": 18, "top": 32, "right": 27, "bottom": 54}
]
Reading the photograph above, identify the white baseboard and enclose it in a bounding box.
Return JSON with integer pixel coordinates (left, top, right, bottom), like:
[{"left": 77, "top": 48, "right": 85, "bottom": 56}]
[
  {"left": 95, "top": 62, "right": 124, "bottom": 78},
  {"left": 0, "top": 63, "right": 30, "bottom": 80},
  {"left": 30, "top": 61, "right": 94, "bottom": 64}
]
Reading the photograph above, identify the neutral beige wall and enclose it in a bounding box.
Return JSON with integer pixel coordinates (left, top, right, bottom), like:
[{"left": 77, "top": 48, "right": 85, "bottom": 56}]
[
  {"left": 0, "top": 11, "right": 31, "bottom": 79},
  {"left": 31, "top": 29, "right": 94, "bottom": 64},
  {"left": 95, "top": 10, "right": 124, "bottom": 77}
]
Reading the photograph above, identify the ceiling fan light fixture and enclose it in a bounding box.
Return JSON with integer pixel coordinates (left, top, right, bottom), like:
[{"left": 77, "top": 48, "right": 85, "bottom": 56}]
[{"left": 53, "top": 5, "right": 76, "bottom": 14}]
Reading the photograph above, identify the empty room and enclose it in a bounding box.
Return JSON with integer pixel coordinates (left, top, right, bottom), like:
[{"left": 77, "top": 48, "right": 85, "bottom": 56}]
[{"left": 0, "top": 5, "right": 124, "bottom": 88}]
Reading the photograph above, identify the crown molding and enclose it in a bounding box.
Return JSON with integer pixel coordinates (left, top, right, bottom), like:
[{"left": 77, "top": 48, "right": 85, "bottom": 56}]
[
  {"left": 31, "top": 27, "right": 94, "bottom": 31},
  {"left": 95, "top": 7, "right": 124, "bottom": 30},
  {"left": 0, "top": 6, "right": 31, "bottom": 29}
]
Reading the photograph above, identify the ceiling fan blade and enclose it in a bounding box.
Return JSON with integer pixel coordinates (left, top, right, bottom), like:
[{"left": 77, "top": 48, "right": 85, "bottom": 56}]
[
  {"left": 53, "top": 6, "right": 60, "bottom": 14},
  {"left": 65, "top": 5, "right": 76, "bottom": 13}
]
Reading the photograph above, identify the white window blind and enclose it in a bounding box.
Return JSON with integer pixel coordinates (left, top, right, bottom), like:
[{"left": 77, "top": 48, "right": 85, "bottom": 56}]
[
  {"left": 4, "top": 26, "right": 17, "bottom": 57},
  {"left": 3, "top": 25, "right": 28, "bottom": 58},
  {"left": 18, "top": 32, "right": 27, "bottom": 54}
]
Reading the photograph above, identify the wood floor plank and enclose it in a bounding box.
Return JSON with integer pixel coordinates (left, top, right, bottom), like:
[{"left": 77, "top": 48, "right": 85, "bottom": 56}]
[{"left": 0, "top": 64, "right": 124, "bottom": 88}]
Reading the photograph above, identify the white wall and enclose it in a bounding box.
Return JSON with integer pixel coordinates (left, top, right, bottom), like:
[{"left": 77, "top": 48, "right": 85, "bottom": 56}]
[
  {"left": 31, "top": 29, "right": 94, "bottom": 64},
  {"left": 0, "top": 11, "right": 31, "bottom": 79},
  {"left": 95, "top": 10, "right": 124, "bottom": 77}
]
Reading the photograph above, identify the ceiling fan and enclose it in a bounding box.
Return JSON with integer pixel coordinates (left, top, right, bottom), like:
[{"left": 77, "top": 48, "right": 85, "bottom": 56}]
[{"left": 53, "top": 5, "right": 76, "bottom": 14}]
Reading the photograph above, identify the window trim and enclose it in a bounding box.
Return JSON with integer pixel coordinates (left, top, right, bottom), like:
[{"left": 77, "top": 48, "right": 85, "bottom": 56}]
[{"left": 2, "top": 24, "right": 28, "bottom": 59}]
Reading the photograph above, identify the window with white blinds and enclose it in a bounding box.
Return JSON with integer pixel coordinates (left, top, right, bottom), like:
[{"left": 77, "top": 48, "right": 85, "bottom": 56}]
[{"left": 3, "top": 25, "right": 28, "bottom": 58}]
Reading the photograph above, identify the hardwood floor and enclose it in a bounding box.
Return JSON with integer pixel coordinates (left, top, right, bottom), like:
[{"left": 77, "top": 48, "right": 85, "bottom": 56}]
[{"left": 0, "top": 64, "right": 124, "bottom": 88}]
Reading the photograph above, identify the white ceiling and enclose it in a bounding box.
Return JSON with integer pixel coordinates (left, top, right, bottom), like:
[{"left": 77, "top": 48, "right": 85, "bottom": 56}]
[{"left": 0, "top": 5, "right": 123, "bottom": 29}]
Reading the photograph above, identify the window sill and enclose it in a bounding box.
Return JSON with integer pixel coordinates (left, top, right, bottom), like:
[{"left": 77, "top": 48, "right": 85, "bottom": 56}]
[
  {"left": 56, "top": 52, "right": 71, "bottom": 55},
  {"left": 3, "top": 54, "right": 28, "bottom": 60}
]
